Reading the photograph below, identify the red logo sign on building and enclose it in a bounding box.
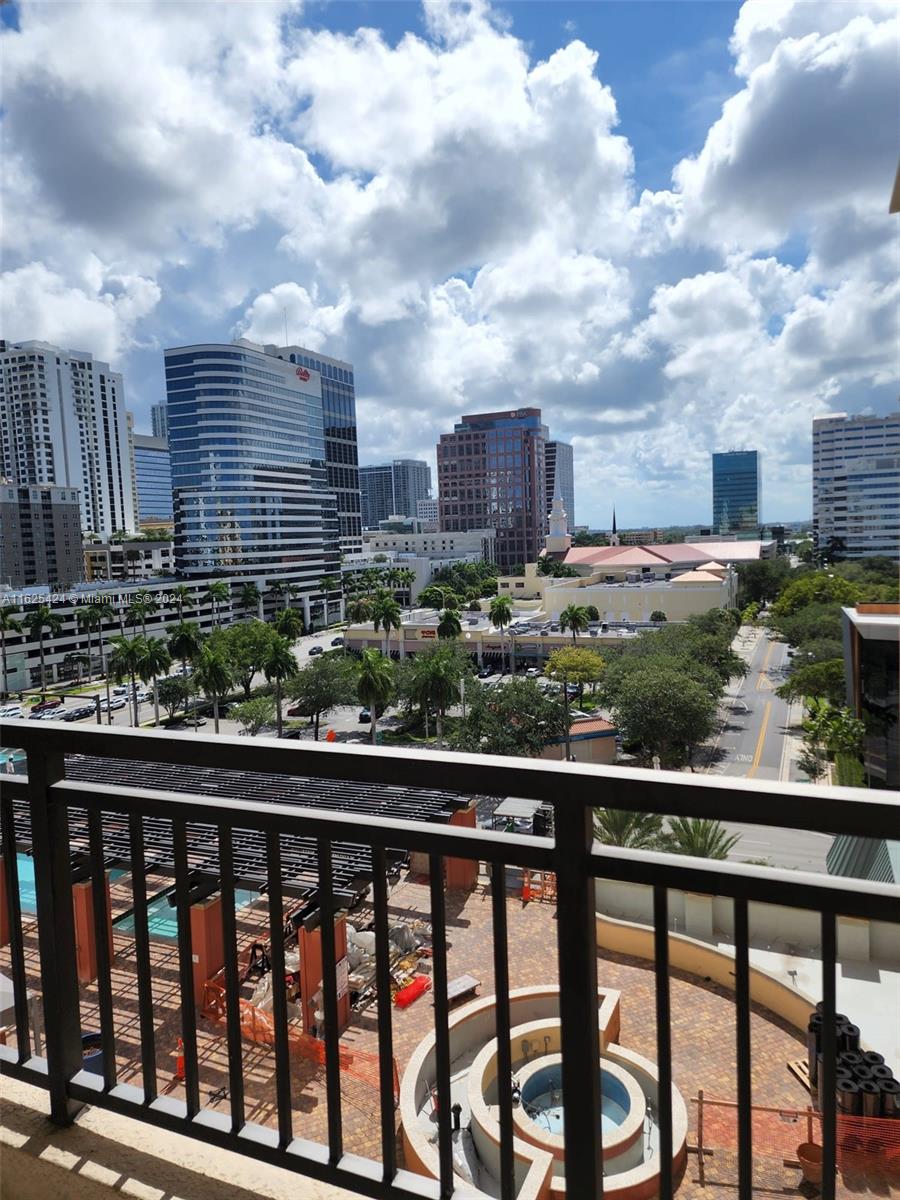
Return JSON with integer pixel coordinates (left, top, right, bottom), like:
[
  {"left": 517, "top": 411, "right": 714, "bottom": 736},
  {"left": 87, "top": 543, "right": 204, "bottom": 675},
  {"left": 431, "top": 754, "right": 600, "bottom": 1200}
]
[{"left": 295, "top": 366, "right": 310, "bottom": 381}]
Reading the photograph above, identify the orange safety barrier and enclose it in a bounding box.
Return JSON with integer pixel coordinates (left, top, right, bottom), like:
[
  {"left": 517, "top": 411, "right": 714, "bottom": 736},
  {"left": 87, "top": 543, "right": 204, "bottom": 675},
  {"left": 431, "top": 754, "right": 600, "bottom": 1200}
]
[{"left": 202, "top": 975, "right": 399, "bottom": 1105}]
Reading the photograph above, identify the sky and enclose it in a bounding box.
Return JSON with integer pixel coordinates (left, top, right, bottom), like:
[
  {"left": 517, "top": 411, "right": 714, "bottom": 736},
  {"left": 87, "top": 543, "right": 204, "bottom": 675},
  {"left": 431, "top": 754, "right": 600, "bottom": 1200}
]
[{"left": 1, "top": 0, "right": 897, "bottom": 528}]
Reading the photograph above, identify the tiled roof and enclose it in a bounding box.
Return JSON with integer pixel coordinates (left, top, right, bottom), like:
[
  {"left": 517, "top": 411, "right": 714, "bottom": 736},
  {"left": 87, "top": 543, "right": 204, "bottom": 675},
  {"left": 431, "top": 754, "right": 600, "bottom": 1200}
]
[
  {"left": 570, "top": 716, "right": 616, "bottom": 735},
  {"left": 564, "top": 540, "right": 767, "bottom": 568}
]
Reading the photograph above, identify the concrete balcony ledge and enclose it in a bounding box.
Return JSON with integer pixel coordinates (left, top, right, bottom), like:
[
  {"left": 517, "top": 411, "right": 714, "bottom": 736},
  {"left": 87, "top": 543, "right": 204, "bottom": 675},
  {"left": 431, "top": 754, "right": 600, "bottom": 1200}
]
[{"left": 0, "top": 1076, "right": 358, "bottom": 1200}]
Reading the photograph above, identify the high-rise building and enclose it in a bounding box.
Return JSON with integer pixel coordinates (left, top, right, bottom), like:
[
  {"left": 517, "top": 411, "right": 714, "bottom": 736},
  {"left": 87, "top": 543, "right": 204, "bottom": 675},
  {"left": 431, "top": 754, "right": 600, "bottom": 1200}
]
[
  {"left": 416, "top": 497, "right": 439, "bottom": 525},
  {"left": 360, "top": 459, "right": 431, "bottom": 527},
  {"left": 151, "top": 403, "right": 169, "bottom": 440},
  {"left": 360, "top": 464, "right": 396, "bottom": 529},
  {"left": 0, "top": 481, "right": 84, "bottom": 587},
  {"left": 263, "top": 343, "right": 361, "bottom": 552},
  {"left": 0, "top": 339, "right": 136, "bottom": 537},
  {"left": 165, "top": 340, "right": 340, "bottom": 590},
  {"left": 545, "top": 440, "right": 574, "bottom": 530},
  {"left": 813, "top": 413, "right": 900, "bottom": 559},
  {"left": 437, "top": 408, "right": 548, "bottom": 571},
  {"left": 133, "top": 433, "right": 173, "bottom": 523},
  {"left": 712, "top": 450, "right": 760, "bottom": 534}
]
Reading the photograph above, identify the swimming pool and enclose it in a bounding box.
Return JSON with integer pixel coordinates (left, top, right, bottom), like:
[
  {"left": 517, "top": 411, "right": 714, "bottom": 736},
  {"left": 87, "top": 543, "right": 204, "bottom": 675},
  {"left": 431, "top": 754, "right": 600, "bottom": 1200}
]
[
  {"left": 114, "top": 885, "right": 259, "bottom": 941},
  {"left": 15, "top": 853, "right": 127, "bottom": 913}
]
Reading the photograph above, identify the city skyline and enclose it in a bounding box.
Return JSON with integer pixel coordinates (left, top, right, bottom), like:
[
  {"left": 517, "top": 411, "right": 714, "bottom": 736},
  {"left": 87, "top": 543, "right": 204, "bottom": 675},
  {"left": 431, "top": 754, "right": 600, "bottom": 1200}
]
[{"left": 1, "top": 1, "right": 895, "bottom": 527}]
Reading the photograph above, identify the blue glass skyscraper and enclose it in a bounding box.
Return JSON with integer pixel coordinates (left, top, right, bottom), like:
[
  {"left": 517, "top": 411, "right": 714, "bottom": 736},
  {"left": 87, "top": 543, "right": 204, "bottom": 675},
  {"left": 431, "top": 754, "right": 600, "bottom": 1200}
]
[
  {"left": 712, "top": 450, "right": 760, "bottom": 533},
  {"left": 133, "top": 433, "right": 173, "bottom": 522}
]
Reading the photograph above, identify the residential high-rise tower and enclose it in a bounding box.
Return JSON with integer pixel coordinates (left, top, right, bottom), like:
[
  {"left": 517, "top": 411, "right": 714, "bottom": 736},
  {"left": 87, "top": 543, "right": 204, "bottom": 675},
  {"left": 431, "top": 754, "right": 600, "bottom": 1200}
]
[
  {"left": 545, "top": 440, "right": 574, "bottom": 530},
  {"left": 813, "top": 413, "right": 900, "bottom": 559},
  {"left": 151, "top": 403, "right": 169, "bottom": 440},
  {"left": 133, "top": 433, "right": 173, "bottom": 524},
  {"left": 360, "top": 459, "right": 431, "bottom": 527}
]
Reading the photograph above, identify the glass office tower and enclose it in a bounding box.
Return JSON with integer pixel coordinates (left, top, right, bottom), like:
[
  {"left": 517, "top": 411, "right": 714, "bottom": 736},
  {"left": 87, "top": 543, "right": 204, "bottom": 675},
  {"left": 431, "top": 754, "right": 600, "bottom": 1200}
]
[
  {"left": 133, "top": 434, "right": 173, "bottom": 522},
  {"left": 712, "top": 450, "right": 760, "bottom": 534},
  {"left": 165, "top": 341, "right": 340, "bottom": 587}
]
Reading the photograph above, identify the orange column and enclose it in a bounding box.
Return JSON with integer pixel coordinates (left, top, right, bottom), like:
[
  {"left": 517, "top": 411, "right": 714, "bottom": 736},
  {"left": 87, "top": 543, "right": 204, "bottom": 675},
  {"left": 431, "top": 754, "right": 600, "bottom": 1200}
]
[
  {"left": 190, "top": 895, "right": 224, "bottom": 1005},
  {"left": 298, "top": 911, "right": 350, "bottom": 1035},
  {"left": 72, "top": 874, "right": 113, "bottom": 983},
  {"left": 0, "top": 858, "right": 8, "bottom": 947},
  {"left": 445, "top": 800, "right": 478, "bottom": 891}
]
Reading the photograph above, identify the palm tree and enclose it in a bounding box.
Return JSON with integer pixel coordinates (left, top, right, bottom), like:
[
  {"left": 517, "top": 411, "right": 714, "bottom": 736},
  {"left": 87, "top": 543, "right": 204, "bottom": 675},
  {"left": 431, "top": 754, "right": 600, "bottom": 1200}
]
[
  {"left": 279, "top": 581, "right": 299, "bottom": 611},
  {"left": 125, "top": 547, "right": 142, "bottom": 581},
  {"left": 422, "top": 651, "right": 459, "bottom": 750},
  {"left": 437, "top": 608, "right": 462, "bottom": 640},
  {"left": 0, "top": 605, "right": 23, "bottom": 698},
  {"left": 25, "top": 605, "right": 63, "bottom": 694},
  {"left": 361, "top": 568, "right": 383, "bottom": 597},
  {"left": 593, "top": 809, "right": 665, "bottom": 849},
  {"left": 205, "top": 581, "right": 230, "bottom": 628},
  {"left": 127, "top": 590, "right": 159, "bottom": 639},
  {"left": 82, "top": 600, "right": 114, "bottom": 681},
  {"left": 239, "top": 582, "right": 261, "bottom": 617},
  {"left": 172, "top": 584, "right": 192, "bottom": 622},
  {"left": 137, "top": 637, "right": 172, "bottom": 726},
  {"left": 194, "top": 644, "right": 233, "bottom": 734},
  {"left": 168, "top": 620, "right": 203, "bottom": 674},
  {"left": 489, "top": 594, "right": 513, "bottom": 674},
  {"left": 664, "top": 817, "right": 740, "bottom": 860},
  {"left": 107, "top": 634, "right": 146, "bottom": 726},
  {"left": 346, "top": 596, "right": 372, "bottom": 625},
  {"left": 262, "top": 635, "right": 297, "bottom": 738},
  {"left": 319, "top": 575, "right": 340, "bottom": 622},
  {"left": 397, "top": 566, "right": 416, "bottom": 603},
  {"left": 372, "top": 592, "right": 402, "bottom": 659},
  {"left": 559, "top": 603, "right": 590, "bottom": 645},
  {"left": 274, "top": 606, "right": 303, "bottom": 643},
  {"left": 357, "top": 648, "right": 394, "bottom": 746}
]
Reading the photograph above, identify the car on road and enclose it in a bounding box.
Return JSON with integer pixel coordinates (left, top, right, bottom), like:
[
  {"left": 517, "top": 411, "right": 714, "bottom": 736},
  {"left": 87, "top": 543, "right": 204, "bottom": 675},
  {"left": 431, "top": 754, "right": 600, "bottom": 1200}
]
[
  {"left": 112, "top": 685, "right": 131, "bottom": 696},
  {"left": 525, "top": 667, "right": 540, "bottom": 678},
  {"left": 308, "top": 644, "right": 324, "bottom": 656},
  {"left": 287, "top": 704, "right": 305, "bottom": 717},
  {"left": 30, "top": 708, "right": 63, "bottom": 720},
  {"left": 0, "top": 705, "right": 24, "bottom": 719},
  {"left": 179, "top": 716, "right": 207, "bottom": 727},
  {"left": 477, "top": 667, "right": 493, "bottom": 678},
  {"left": 32, "top": 697, "right": 63, "bottom": 714},
  {"left": 358, "top": 708, "right": 371, "bottom": 723},
  {"left": 100, "top": 696, "right": 127, "bottom": 711},
  {"left": 63, "top": 705, "right": 97, "bottom": 722},
  {"left": 330, "top": 636, "right": 344, "bottom": 647}
]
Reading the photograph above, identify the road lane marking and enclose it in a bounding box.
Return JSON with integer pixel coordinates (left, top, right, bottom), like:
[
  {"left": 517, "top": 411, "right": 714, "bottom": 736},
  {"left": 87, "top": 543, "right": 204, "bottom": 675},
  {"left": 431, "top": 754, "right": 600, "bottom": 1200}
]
[
  {"left": 746, "top": 701, "right": 772, "bottom": 779},
  {"left": 756, "top": 638, "right": 775, "bottom": 690}
]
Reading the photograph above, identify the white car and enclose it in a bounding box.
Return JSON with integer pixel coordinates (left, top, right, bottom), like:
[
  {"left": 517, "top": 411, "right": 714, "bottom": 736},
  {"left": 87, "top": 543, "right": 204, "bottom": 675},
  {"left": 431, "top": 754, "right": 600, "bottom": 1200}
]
[
  {"left": 525, "top": 667, "right": 540, "bottom": 678},
  {"left": 0, "top": 705, "right": 24, "bottom": 719},
  {"left": 100, "top": 696, "right": 128, "bottom": 711}
]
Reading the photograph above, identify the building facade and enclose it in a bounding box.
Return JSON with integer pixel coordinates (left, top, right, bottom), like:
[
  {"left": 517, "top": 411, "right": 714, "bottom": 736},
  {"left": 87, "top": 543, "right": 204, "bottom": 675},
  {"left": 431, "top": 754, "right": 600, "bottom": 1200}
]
[
  {"left": 813, "top": 413, "right": 900, "bottom": 559},
  {"left": 0, "top": 340, "right": 136, "bottom": 537},
  {"left": 364, "top": 526, "right": 496, "bottom": 562},
  {"left": 360, "top": 464, "right": 396, "bottom": 529},
  {"left": 0, "top": 482, "right": 84, "bottom": 587},
  {"left": 437, "top": 408, "right": 548, "bottom": 572},
  {"left": 391, "top": 459, "right": 431, "bottom": 522},
  {"left": 416, "top": 497, "right": 439, "bottom": 527},
  {"left": 84, "top": 538, "right": 174, "bottom": 582},
  {"left": 841, "top": 603, "right": 899, "bottom": 790},
  {"left": 712, "top": 450, "right": 760, "bottom": 534},
  {"left": 165, "top": 341, "right": 340, "bottom": 596},
  {"left": 545, "top": 440, "right": 574, "bottom": 530},
  {"left": 151, "top": 403, "right": 169, "bottom": 440},
  {"left": 133, "top": 434, "right": 173, "bottom": 523}
]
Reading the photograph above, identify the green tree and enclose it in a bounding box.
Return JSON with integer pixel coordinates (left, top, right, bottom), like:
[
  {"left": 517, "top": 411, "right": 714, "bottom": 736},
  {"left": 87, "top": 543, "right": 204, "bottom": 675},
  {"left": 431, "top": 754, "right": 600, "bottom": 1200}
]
[
  {"left": 453, "top": 677, "right": 568, "bottom": 758},
  {"left": 437, "top": 608, "right": 462, "bottom": 640},
  {"left": 219, "top": 620, "right": 274, "bottom": 698},
  {"left": 594, "top": 809, "right": 665, "bottom": 849},
  {"left": 274, "top": 606, "right": 304, "bottom": 643},
  {"left": 418, "top": 584, "right": 451, "bottom": 610},
  {"left": 603, "top": 666, "right": 717, "bottom": 768},
  {"left": 346, "top": 595, "right": 372, "bottom": 624},
  {"left": 137, "top": 636, "right": 172, "bottom": 726},
  {"left": 735, "top": 557, "right": 791, "bottom": 604},
  {"left": 107, "top": 634, "right": 146, "bottom": 725},
  {"left": 158, "top": 675, "right": 193, "bottom": 722},
  {"left": 172, "top": 584, "right": 192, "bottom": 621},
  {"left": 357, "top": 648, "right": 395, "bottom": 746},
  {"left": 239, "top": 582, "right": 261, "bottom": 615},
  {"left": 288, "top": 655, "right": 357, "bottom": 740},
  {"left": 776, "top": 659, "right": 845, "bottom": 706},
  {"left": 649, "top": 610, "right": 667, "bottom": 623},
  {"left": 25, "top": 605, "right": 63, "bottom": 694},
  {"left": 559, "top": 603, "right": 590, "bottom": 645},
  {"left": 793, "top": 638, "right": 844, "bottom": 665},
  {"left": 127, "top": 590, "right": 159, "bottom": 639},
  {"left": 205, "top": 580, "right": 230, "bottom": 628},
  {"left": 585, "top": 605, "right": 600, "bottom": 621},
  {"left": 769, "top": 602, "right": 844, "bottom": 648},
  {"left": 489, "top": 594, "right": 513, "bottom": 672},
  {"left": 664, "top": 818, "right": 740, "bottom": 859},
  {"left": 770, "top": 572, "right": 860, "bottom": 619},
  {"left": 412, "top": 646, "right": 464, "bottom": 749},
  {"left": 0, "top": 605, "right": 23, "bottom": 698},
  {"left": 262, "top": 635, "right": 297, "bottom": 738},
  {"left": 168, "top": 620, "right": 204, "bottom": 674},
  {"left": 545, "top": 647, "right": 605, "bottom": 746},
  {"left": 740, "top": 601, "right": 760, "bottom": 626},
  {"left": 372, "top": 592, "right": 402, "bottom": 658},
  {"left": 194, "top": 644, "right": 234, "bottom": 734},
  {"left": 233, "top": 695, "right": 276, "bottom": 737}
]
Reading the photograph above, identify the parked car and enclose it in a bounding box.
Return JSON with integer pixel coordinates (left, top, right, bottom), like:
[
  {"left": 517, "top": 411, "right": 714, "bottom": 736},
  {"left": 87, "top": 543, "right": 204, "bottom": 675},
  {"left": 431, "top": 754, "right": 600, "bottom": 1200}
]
[
  {"left": 32, "top": 697, "right": 63, "bottom": 713},
  {"left": 477, "top": 667, "right": 492, "bottom": 678},
  {"left": 309, "top": 644, "right": 324, "bottom": 656},
  {"left": 63, "top": 705, "right": 96, "bottom": 722},
  {"left": 358, "top": 708, "right": 371, "bottom": 723},
  {"left": 0, "top": 705, "right": 24, "bottom": 719},
  {"left": 100, "top": 696, "right": 127, "bottom": 711},
  {"left": 112, "top": 685, "right": 131, "bottom": 696},
  {"left": 330, "top": 636, "right": 344, "bottom": 647},
  {"left": 181, "top": 716, "right": 207, "bottom": 727},
  {"left": 525, "top": 667, "right": 540, "bottom": 678},
  {"left": 287, "top": 704, "right": 305, "bottom": 718},
  {"left": 30, "top": 708, "right": 62, "bottom": 720}
]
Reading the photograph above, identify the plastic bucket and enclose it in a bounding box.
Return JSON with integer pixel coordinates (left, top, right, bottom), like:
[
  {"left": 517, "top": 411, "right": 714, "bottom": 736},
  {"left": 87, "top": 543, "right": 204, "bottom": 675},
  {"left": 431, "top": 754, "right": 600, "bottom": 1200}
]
[
  {"left": 796, "top": 1142, "right": 823, "bottom": 1186},
  {"left": 81, "top": 1032, "right": 104, "bottom": 1076}
]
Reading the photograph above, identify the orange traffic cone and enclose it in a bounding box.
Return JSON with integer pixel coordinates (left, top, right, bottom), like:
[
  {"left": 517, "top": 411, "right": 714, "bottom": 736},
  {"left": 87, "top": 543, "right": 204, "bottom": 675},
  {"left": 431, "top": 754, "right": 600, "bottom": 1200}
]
[
  {"left": 326, "top": 728, "right": 336, "bottom": 743},
  {"left": 175, "top": 1037, "right": 185, "bottom": 1082}
]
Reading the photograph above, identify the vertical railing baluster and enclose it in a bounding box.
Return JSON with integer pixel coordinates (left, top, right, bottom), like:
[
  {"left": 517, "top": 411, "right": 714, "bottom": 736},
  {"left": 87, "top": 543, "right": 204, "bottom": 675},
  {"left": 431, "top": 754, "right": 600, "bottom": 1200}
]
[
  {"left": 217, "top": 823, "right": 245, "bottom": 1133},
  {"left": 87, "top": 807, "right": 117, "bottom": 1092},
  {"left": 28, "top": 748, "right": 83, "bottom": 1124},
  {"left": 653, "top": 886, "right": 673, "bottom": 1200},
  {"left": 554, "top": 801, "right": 603, "bottom": 1196},
  {"left": 128, "top": 813, "right": 157, "bottom": 1104},
  {"left": 266, "top": 831, "right": 293, "bottom": 1150},
  {"left": 734, "top": 897, "right": 753, "bottom": 1199},
  {"left": 317, "top": 837, "right": 343, "bottom": 1165},
  {"left": 173, "top": 818, "right": 200, "bottom": 1118},
  {"left": 372, "top": 846, "right": 396, "bottom": 1182},
  {"left": 491, "top": 861, "right": 516, "bottom": 1200},
  {"left": 1, "top": 796, "right": 31, "bottom": 1062},
  {"left": 429, "top": 855, "right": 454, "bottom": 1200},
  {"left": 820, "top": 911, "right": 837, "bottom": 1200}
]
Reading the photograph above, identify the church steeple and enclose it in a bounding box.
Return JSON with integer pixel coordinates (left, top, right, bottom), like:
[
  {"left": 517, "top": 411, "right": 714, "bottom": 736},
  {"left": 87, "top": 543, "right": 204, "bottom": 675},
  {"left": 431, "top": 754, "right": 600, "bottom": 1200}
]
[
  {"left": 545, "top": 486, "right": 572, "bottom": 555},
  {"left": 609, "top": 507, "right": 620, "bottom": 547},
  {"left": 612, "top": 508, "right": 617, "bottom": 535}
]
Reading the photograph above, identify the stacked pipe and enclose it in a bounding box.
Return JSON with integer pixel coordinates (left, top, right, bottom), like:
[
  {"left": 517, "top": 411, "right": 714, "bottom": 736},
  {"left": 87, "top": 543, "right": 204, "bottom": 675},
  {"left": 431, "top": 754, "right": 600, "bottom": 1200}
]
[{"left": 808, "top": 1005, "right": 899, "bottom": 1119}]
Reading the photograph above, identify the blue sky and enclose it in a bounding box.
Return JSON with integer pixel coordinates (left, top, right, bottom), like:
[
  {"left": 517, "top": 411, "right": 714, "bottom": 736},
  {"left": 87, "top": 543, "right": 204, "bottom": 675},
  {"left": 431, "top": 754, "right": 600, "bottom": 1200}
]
[{"left": 1, "top": 0, "right": 897, "bottom": 526}]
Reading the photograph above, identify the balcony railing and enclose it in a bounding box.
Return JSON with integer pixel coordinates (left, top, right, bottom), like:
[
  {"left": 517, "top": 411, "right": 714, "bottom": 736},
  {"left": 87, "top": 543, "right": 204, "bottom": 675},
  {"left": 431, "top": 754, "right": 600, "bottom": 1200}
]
[{"left": 1, "top": 720, "right": 899, "bottom": 1200}]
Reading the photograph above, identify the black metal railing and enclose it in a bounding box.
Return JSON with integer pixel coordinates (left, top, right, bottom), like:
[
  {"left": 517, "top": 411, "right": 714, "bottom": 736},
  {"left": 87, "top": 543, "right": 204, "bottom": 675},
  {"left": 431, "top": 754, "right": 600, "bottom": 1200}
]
[{"left": 1, "top": 720, "right": 899, "bottom": 1200}]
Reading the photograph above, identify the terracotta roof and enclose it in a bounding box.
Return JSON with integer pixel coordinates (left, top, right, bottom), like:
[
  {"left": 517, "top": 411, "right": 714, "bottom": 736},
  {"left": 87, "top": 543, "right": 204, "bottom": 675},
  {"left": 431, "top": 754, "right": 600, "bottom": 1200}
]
[
  {"left": 670, "top": 569, "right": 726, "bottom": 584},
  {"left": 564, "top": 540, "right": 766, "bottom": 568},
  {"left": 570, "top": 716, "right": 616, "bottom": 735}
]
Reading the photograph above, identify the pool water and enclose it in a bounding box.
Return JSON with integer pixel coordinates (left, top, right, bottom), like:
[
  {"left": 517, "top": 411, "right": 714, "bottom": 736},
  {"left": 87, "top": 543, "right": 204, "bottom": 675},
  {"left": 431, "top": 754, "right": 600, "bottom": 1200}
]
[
  {"left": 521, "top": 1064, "right": 630, "bottom": 1135},
  {"left": 114, "top": 886, "right": 259, "bottom": 941},
  {"left": 16, "top": 853, "right": 126, "bottom": 913}
]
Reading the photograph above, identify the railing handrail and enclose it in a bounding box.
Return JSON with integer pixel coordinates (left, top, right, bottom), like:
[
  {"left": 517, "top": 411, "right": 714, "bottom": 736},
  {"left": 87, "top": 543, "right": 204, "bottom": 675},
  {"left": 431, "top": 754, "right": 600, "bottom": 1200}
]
[{"left": 3, "top": 720, "right": 899, "bottom": 839}]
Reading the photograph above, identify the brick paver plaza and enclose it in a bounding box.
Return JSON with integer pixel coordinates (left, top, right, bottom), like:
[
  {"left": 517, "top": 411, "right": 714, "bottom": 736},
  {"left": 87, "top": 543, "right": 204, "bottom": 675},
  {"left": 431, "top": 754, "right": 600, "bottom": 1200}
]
[{"left": 5, "top": 869, "right": 897, "bottom": 1197}]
